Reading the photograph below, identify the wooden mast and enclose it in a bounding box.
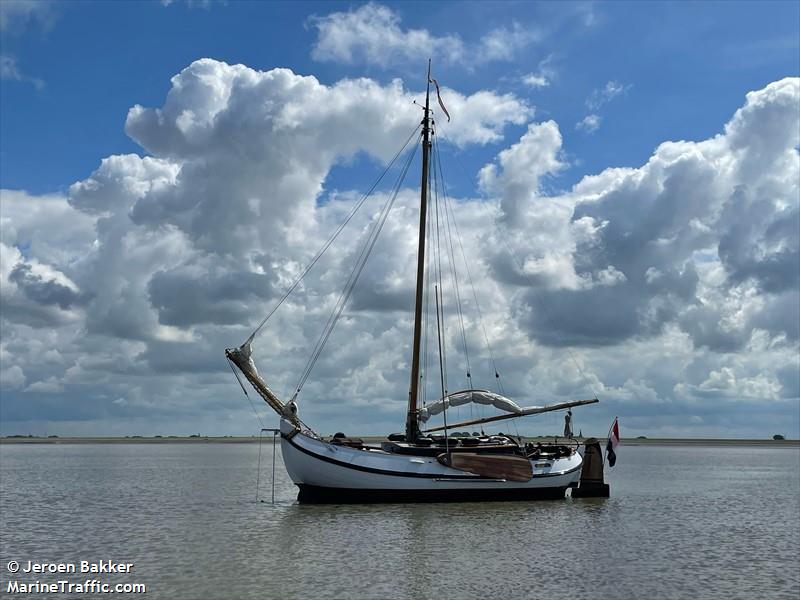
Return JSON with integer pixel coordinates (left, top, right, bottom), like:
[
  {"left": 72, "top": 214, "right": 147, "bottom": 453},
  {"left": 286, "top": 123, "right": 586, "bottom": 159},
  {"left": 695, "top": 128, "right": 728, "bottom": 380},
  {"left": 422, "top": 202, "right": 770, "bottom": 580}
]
[{"left": 406, "top": 60, "right": 432, "bottom": 442}]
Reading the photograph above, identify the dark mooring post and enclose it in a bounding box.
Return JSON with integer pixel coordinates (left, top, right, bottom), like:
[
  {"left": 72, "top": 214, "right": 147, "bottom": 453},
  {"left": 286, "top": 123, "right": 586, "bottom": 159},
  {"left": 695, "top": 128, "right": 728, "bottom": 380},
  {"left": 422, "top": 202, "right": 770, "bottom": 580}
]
[{"left": 572, "top": 437, "right": 610, "bottom": 498}]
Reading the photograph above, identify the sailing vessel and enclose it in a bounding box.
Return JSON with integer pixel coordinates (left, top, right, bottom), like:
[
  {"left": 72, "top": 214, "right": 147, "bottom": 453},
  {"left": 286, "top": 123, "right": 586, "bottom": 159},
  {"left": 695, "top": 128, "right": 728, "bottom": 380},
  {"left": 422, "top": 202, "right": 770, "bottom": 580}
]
[{"left": 226, "top": 63, "right": 598, "bottom": 503}]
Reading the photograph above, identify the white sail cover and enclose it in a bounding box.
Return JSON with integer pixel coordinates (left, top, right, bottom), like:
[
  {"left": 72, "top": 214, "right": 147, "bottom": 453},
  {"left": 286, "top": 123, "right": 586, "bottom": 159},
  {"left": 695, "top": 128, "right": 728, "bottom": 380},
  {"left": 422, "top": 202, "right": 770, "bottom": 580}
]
[
  {"left": 229, "top": 339, "right": 259, "bottom": 379},
  {"left": 226, "top": 339, "right": 294, "bottom": 420},
  {"left": 418, "top": 389, "right": 534, "bottom": 423}
]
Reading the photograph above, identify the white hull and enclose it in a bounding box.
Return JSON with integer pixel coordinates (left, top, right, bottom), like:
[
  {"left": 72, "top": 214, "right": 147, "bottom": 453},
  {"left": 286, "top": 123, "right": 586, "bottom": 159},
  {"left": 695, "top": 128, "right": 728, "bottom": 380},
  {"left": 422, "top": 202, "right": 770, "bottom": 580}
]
[{"left": 279, "top": 420, "right": 583, "bottom": 503}]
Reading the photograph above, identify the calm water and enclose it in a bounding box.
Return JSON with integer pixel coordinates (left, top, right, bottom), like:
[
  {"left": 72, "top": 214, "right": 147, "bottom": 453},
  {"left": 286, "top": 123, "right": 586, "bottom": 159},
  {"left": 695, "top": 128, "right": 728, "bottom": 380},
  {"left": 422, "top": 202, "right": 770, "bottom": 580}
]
[{"left": 1, "top": 442, "right": 798, "bottom": 599}]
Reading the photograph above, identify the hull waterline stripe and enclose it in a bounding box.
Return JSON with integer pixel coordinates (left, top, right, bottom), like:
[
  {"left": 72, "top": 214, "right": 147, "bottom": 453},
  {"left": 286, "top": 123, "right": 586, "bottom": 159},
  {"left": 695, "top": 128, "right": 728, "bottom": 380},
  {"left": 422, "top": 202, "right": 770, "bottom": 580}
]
[
  {"left": 296, "top": 484, "right": 570, "bottom": 504},
  {"left": 282, "top": 434, "right": 582, "bottom": 480}
]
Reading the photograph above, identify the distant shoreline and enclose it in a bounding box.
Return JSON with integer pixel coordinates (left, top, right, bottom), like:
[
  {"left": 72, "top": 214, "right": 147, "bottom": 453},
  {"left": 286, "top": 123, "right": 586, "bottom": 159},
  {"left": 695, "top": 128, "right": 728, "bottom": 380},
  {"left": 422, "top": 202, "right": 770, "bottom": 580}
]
[{"left": 1, "top": 436, "right": 797, "bottom": 446}]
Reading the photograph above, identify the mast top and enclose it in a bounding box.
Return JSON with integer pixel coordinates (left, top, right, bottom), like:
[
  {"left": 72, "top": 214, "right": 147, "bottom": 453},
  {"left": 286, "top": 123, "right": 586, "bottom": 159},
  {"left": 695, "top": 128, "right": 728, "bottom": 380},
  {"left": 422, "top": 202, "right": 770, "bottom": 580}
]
[{"left": 423, "top": 59, "right": 432, "bottom": 129}]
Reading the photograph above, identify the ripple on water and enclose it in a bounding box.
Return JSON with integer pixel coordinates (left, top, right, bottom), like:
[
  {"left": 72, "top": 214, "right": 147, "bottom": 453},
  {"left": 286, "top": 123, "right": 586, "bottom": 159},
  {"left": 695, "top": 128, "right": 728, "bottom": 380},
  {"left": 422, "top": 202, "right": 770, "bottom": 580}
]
[{"left": 1, "top": 443, "right": 798, "bottom": 599}]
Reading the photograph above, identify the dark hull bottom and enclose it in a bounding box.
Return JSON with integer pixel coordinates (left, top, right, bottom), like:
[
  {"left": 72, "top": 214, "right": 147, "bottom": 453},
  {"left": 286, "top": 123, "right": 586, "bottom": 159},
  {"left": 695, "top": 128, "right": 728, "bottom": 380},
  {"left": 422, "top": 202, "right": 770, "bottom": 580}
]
[{"left": 296, "top": 484, "right": 569, "bottom": 504}]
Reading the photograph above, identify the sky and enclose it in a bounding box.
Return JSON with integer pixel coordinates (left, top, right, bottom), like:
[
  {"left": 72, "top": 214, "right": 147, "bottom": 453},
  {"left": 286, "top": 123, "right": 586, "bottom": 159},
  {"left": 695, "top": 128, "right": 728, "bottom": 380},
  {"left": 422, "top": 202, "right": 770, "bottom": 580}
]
[{"left": 0, "top": 0, "right": 798, "bottom": 439}]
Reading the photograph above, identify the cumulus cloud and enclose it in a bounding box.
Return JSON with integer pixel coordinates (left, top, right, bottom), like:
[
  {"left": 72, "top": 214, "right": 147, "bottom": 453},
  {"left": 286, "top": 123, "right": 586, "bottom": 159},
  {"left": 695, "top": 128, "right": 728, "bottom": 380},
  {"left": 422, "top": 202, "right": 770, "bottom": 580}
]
[
  {"left": 454, "top": 77, "right": 797, "bottom": 437},
  {"left": 8, "top": 263, "right": 84, "bottom": 310},
  {"left": 494, "top": 77, "right": 799, "bottom": 361},
  {"left": 479, "top": 121, "right": 567, "bottom": 219},
  {"left": 309, "top": 3, "right": 536, "bottom": 68},
  {"left": 0, "top": 190, "right": 96, "bottom": 264},
  {"left": 0, "top": 365, "right": 26, "bottom": 391},
  {"left": 119, "top": 59, "right": 528, "bottom": 255},
  {"left": 434, "top": 87, "right": 533, "bottom": 147},
  {"left": 0, "top": 59, "right": 534, "bottom": 434},
  {"left": 0, "top": 243, "right": 85, "bottom": 328},
  {"left": 147, "top": 262, "right": 274, "bottom": 327},
  {"left": 1, "top": 61, "right": 797, "bottom": 438}
]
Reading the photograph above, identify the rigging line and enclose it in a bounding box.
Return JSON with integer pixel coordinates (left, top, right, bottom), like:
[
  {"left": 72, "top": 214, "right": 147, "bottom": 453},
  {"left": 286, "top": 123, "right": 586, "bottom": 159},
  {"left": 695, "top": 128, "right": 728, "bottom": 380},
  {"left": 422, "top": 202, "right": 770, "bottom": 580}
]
[
  {"left": 436, "top": 150, "right": 464, "bottom": 423},
  {"left": 425, "top": 172, "right": 438, "bottom": 407},
  {"left": 432, "top": 139, "right": 472, "bottom": 421},
  {"left": 293, "top": 139, "right": 420, "bottom": 391},
  {"left": 421, "top": 174, "right": 434, "bottom": 407},
  {"left": 255, "top": 429, "right": 263, "bottom": 503},
  {"left": 433, "top": 138, "right": 504, "bottom": 395},
  {"left": 293, "top": 144, "right": 417, "bottom": 397},
  {"left": 227, "top": 357, "right": 266, "bottom": 430},
  {"left": 424, "top": 155, "right": 438, "bottom": 407},
  {"left": 433, "top": 137, "right": 472, "bottom": 393},
  {"left": 442, "top": 139, "right": 599, "bottom": 402},
  {"left": 292, "top": 141, "right": 420, "bottom": 398},
  {"left": 295, "top": 149, "right": 416, "bottom": 396},
  {"left": 247, "top": 123, "right": 423, "bottom": 342},
  {"left": 434, "top": 284, "right": 450, "bottom": 451},
  {"left": 432, "top": 141, "right": 448, "bottom": 398},
  {"left": 511, "top": 416, "right": 522, "bottom": 446}
]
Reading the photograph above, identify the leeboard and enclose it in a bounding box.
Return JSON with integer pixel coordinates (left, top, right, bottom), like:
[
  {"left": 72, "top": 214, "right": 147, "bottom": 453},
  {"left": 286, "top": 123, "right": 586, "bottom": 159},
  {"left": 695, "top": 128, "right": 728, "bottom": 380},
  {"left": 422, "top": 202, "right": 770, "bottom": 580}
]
[{"left": 441, "top": 453, "right": 533, "bottom": 482}]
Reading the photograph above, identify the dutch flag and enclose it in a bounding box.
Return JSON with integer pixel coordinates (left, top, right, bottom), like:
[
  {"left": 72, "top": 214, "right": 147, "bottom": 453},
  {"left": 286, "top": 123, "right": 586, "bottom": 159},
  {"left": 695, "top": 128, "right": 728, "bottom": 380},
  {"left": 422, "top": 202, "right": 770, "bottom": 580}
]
[{"left": 606, "top": 417, "right": 620, "bottom": 467}]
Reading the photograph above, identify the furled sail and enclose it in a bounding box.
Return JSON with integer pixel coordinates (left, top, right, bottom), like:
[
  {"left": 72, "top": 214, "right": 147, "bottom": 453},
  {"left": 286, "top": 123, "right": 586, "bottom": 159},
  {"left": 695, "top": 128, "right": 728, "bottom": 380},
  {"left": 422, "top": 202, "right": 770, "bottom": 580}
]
[
  {"left": 423, "top": 397, "right": 599, "bottom": 433},
  {"left": 225, "top": 340, "right": 298, "bottom": 423},
  {"left": 418, "top": 389, "right": 526, "bottom": 423}
]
